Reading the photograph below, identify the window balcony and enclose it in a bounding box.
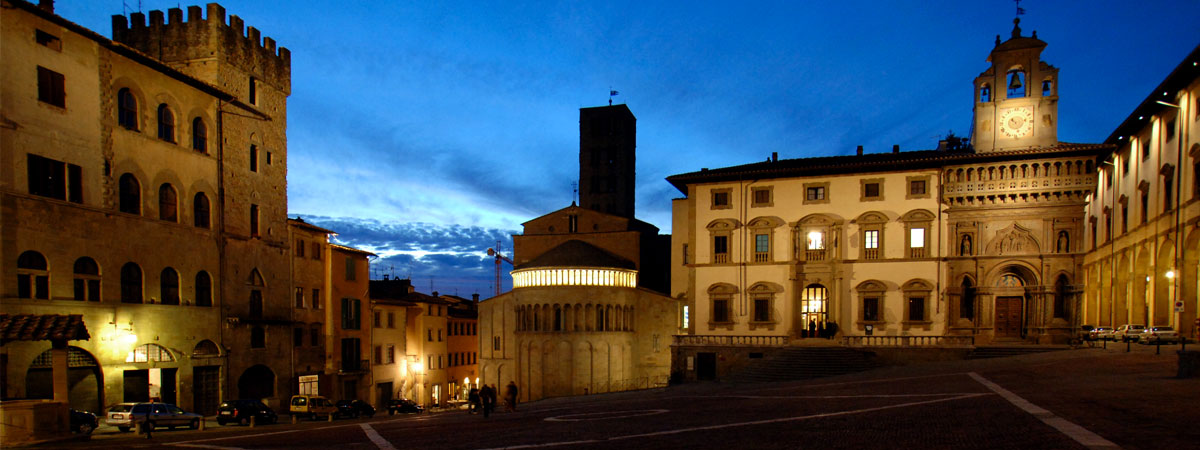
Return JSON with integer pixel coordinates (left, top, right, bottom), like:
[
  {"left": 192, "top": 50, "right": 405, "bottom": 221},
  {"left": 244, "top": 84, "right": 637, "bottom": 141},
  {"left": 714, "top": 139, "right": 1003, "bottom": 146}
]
[
  {"left": 806, "top": 249, "right": 826, "bottom": 261},
  {"left": 863, "top": 249, "right": 879, "bottom": 260},
  {"left": 753, "top": 252, "right": 770, "bottom": 262},
  {"left": 909, "top": 248, "right": 926, "bottom": 258},
  {"left": 714, "top": 253, "right": 729, "bottom": 264}
]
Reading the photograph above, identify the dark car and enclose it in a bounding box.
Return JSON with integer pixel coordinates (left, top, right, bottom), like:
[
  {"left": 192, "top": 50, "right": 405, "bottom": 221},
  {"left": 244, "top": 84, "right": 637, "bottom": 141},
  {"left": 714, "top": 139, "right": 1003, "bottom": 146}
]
[
  {"left": 386, "top": 398, "right": 423, "bottom": 415},
  {"left": 217, "top": 399, "right": 278, "bottom": 426},
  {"left": 70, "top": 409, "right": 98, "bottom": 435},
  {"left": 127, "top": 403, "right": 203, "bottom": 431},
  {"left": 335, "top": 399, "right": 375, "bottom": 418}
]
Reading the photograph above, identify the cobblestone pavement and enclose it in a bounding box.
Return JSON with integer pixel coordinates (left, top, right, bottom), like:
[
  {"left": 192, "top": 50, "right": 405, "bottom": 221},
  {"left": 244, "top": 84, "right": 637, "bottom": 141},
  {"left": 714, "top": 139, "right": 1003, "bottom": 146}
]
[{"left": 53, "top": 342, "right": 1198, "bottom": 449}]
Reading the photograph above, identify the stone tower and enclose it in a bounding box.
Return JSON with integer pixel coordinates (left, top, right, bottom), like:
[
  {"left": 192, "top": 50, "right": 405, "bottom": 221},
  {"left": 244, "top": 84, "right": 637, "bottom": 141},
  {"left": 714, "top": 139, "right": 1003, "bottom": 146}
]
[
  {"left": 971, "top": 18, "right": 1059, "bottom": 153},
  {"left": 579, "top": 104, "right": 636, "bottom": 218},
  {"left": 112, "top": 4, "right": 294, "bottom": 401}
]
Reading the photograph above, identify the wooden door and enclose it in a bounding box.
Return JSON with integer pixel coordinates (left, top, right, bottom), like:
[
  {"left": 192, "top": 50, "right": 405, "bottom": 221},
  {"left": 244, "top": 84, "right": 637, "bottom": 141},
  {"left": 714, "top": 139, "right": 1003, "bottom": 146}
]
[{"left": 995, "top": 296, "right": 1023, "bottom": 338}]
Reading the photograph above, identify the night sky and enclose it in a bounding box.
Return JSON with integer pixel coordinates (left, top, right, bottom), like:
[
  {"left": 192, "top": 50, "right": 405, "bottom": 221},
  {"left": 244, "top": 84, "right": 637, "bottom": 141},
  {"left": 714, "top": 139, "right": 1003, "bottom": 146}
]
[{"left": 59, "top": 1, "right": 1200, "bottom": 298}]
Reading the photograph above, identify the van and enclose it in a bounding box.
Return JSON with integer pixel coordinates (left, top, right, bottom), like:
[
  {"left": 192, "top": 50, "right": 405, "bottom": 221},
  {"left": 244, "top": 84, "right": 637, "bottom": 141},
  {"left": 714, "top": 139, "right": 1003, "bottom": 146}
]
[{"left": 289, "top": 395, "right": 338, "bottom": 420}]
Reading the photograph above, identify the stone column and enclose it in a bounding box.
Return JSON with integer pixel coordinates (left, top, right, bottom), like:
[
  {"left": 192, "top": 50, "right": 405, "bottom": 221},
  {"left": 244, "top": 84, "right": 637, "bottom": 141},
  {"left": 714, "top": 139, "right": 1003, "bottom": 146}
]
[{"left": 51, "top": 339, "right": 68, "bottom": 403}]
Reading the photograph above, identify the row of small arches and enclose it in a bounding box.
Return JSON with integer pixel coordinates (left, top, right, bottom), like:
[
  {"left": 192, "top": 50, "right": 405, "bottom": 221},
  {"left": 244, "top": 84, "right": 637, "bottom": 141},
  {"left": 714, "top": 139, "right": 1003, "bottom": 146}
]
[
  {"left": 516, "top": 303, "right": 635, "bottom": 333},
  {"left": 117, "top": 174, "right": 211, "bottom": 228},
  {"left": 117, "top": 87, "right": 209, "bottom": 153},
  {"left": 945, "top": 160, "right": 1093, "bottom": 183},
  {"left": 15, "top": 250, "right": 213, "bottom": 306}
]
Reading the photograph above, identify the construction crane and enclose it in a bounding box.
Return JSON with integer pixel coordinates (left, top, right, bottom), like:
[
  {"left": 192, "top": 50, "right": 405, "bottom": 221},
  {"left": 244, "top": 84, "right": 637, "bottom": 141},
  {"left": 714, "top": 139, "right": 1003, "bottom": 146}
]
[{"left": 486, "top": 241, "right": 514, "bottom": 298}]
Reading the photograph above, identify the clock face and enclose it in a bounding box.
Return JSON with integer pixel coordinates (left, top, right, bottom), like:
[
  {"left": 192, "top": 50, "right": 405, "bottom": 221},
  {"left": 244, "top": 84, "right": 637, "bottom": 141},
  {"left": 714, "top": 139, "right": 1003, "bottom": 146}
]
[{"left": 1000, "top": 107, "right": 1034, "bottom": 138}]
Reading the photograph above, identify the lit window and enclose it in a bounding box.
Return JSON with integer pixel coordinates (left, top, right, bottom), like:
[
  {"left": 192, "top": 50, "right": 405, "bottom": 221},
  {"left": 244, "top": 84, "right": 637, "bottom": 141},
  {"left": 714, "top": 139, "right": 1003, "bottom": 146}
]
[
  {"left": 806, "top": 231, "right": 825, "bottom": 250},
  {"left": 806, "top": 186, "right": 825, "bottom": 201},
  {"left": 910, "top": 228, "right": 925, "bottom": 248},
  {"left": 864, "top": 230, "right": 879, "bottom": 249}
]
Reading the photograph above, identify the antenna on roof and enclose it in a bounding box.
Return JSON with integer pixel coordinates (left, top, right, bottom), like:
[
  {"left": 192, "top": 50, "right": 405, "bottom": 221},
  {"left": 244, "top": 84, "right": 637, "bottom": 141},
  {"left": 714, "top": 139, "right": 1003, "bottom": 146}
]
[{"left": 571, "top": 182, "right": 578, "bottom": 204}]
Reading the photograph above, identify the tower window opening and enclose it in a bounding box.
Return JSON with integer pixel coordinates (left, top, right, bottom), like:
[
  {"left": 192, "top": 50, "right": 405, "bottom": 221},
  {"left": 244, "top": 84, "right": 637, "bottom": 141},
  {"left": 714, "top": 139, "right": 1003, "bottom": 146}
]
[
  {"left": 1006, "top": 70, "right": 1025, "bottom": 98},
  {"left": 979, "top": 84, "right": 990, "bottom": 103}
]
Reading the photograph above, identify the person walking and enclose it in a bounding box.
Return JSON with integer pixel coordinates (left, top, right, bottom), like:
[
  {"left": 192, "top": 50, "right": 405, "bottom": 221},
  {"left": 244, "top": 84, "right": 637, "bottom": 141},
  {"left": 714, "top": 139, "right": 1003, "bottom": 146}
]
[
  {"left": 479, "top": 384, "right": 494, "bottom": 418},
  {"left": 468, "top": 387, "right": 480, "bottom": 414},
  {"left": 504, "top": 381, "right": 519, "bottom": 412}
]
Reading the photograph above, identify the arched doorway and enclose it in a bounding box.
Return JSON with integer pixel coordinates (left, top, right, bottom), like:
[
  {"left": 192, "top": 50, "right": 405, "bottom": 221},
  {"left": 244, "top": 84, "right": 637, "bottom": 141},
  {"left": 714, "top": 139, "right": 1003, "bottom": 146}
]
[
  {"left": 26, "top": 346, "right": 102, "bottom": 413},
  {"left": 238, "top": 365, "right": 275, "bottom": 401},
  {"left": 992, "top": 266, "right": 1036, "bottom": 339}
]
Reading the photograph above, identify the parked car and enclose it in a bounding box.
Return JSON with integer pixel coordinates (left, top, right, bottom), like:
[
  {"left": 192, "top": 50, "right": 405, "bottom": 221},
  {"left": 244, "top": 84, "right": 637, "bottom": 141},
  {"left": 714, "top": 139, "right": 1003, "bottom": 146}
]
[
  {"left": 217, "top": 399, "right": 278, "bottom": 426},
  {"left": 289, "top": 395, "right": 338, "bottom": 420},
  {"left": 386, "top": 398, "right": 424, "bottom": 415},
  {"left": 127, "top": 403, "right": 203, "bottom": 431},
  {"left": 1138, "top": 326, "right": 1180, "bottom": 344},
  {"left": 70, "top": 409, "right": 98, "bottom": 435},
  {"left": 105, "top": 403, "right": 138, "bottom": 432},
  {"left": 1113, "top": 324, "right": 1147, "bottom": 342},
  {"left": 335, "top": 399, "right": 376, "bottom": 418},
  {"left": 1089, "top": 327, "right": 1114, "bottom": 341}
]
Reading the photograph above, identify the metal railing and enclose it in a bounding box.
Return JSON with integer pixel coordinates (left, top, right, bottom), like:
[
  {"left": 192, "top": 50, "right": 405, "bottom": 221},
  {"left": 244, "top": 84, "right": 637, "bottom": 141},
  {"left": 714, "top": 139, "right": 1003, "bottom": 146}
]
[
  {"left": 673, "top": 335, "right": 789, "bottom": 347},
  {"left": 842, "top": 335, "right": 974, "bottom": 348}
]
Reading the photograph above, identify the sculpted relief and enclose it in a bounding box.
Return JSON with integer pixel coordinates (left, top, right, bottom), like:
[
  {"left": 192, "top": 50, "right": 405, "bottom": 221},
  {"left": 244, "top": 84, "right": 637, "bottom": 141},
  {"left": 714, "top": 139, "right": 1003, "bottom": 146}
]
[{"left": 986, "top": 223, "right": 1041, "bottom": 256}]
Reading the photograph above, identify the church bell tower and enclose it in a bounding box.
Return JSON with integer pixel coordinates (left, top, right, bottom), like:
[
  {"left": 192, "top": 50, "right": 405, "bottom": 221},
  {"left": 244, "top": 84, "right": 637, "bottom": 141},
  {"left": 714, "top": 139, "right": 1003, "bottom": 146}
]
[{"left": 972, "top": 18, "right": 1059, "bottom": 153}]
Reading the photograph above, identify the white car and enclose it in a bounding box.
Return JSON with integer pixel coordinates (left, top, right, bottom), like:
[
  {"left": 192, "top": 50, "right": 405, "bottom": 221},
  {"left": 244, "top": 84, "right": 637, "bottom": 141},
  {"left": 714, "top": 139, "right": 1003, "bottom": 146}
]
[
  {"left": 1089, "top": 327, "right": 1114, "bottom": 341},
  {"left": 1138, "top": 326, "right": 1180, "bottom": 344},
  {"left": 1113, "top": 324, "right": 1147, "bottom": 342}
]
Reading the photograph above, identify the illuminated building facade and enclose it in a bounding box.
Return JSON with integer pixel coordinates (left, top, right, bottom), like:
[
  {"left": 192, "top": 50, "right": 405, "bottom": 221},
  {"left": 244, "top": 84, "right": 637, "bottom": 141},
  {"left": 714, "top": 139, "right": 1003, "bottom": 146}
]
[
  {"left": 442, "top": 294, "right": 479, "bottom": 403},
  {"left": 369, "top": 278, "right": 450, "bottom": 407},
  {"left": 1082, "top": 45, "right": 1200, "bottom": 340},
  {"left": 667, "top": 20, "right": 1122, "bottom": 379},
  {"left": 0, "top": 0, "right": 297, "bottom": 414}
]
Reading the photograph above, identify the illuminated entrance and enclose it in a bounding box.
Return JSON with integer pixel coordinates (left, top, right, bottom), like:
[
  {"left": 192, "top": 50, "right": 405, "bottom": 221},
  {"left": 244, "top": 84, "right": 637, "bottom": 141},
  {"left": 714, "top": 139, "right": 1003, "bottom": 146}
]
[
  {"left": 799, "top": 284, "right": 828, "bottom": 336},
  {"left": 993, "top": 272, "right": 1028, "bottom": 339}
]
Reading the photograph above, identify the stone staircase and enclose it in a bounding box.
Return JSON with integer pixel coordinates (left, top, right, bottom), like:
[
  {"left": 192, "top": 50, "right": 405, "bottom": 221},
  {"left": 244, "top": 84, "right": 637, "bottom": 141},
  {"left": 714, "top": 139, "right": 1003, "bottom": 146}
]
[
  {"left": 965, "top": 345, "right": 1069, "bottom": 360},
  {"left": 729, "top": 347, "right": 879, "bottom": 383}
]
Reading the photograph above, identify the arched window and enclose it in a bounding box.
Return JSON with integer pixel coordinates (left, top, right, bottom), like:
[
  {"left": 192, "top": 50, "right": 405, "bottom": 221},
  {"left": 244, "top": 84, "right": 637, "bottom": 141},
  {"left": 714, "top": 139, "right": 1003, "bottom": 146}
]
[
  {"left": 157, "top": 104, "right": 175, "bottom": 142},
  {"left": 194, "top": 192, "right": 210, "bottom": 228},
  {"left": 193, "top": 340, "right": 220, "bottom": 357},
  {"left": 120, "top": 262, "right": 142, "bottom": 303},
  {"left": 195, "top": 271, "right": 212, "bottom": 307},
  {"left": 17, "top": 251, "right": 49, "bottom": 299},
  {"left": 160, "top": 267, "right": 179, "bottom": 305},
  {"left": 117, "top": 88, "right": 138, "bottom": 130},
  {"left": 73, "top": 257, "right": 101, "bottom": 301},
  {"left": 979, "top": 83, "right": 991, "bottom": 102},
  {"left": 127, "top": 343, "right": 175, "bottom": 362},
  {"left": 158, "top": 183, "right": 177, "bottom": 222},
  {"left": 191, "top": 117, "right": 207, "bottom": 153},
  {"left": 119, "top": 174, "right": 141, "bottom": 214}
]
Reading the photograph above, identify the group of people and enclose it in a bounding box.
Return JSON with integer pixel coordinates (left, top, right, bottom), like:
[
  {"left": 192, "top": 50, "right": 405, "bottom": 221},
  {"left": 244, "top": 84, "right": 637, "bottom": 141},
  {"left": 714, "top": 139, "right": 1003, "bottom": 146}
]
[
  {"left": 801, "top": 319, "right": 838, "bottom": 339},
  {"left": 467, "top": 381, "right": 518, "bottom": 418}
]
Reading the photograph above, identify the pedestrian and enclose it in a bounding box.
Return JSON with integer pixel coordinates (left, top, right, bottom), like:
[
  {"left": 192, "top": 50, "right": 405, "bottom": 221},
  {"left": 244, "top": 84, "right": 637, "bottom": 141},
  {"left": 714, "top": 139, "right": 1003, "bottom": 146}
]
[
  {"left": 468, "top": 387, "right": 480, "bottom": 414},
  {"left": 818, "top": 321, "right": 827, "bottom": 339},
  {"left": 808, "top": 319, "right": 817, "bottom": 338},
  {"left": 827, "top": 321, "right": 839, "bottom": 339},
  {"left": 504, "top": 381, "right": 519, "bottom": 412},
  {"left": 480, "top": 384, "right": 495, "bottom": 418}
]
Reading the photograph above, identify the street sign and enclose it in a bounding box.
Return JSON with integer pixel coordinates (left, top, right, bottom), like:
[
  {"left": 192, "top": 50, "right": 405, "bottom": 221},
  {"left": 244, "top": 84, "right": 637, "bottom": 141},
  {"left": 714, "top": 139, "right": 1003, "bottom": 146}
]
[{"left": 1176, "top": 300, "right": 1185, "bottom": 312}]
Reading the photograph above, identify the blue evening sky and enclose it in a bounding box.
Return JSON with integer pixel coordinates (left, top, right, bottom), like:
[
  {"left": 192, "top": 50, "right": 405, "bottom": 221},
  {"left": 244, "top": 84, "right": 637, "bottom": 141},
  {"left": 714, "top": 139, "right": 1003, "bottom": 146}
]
[{"left": 59, "top": 1, "right": 1200, "bottom": 297}]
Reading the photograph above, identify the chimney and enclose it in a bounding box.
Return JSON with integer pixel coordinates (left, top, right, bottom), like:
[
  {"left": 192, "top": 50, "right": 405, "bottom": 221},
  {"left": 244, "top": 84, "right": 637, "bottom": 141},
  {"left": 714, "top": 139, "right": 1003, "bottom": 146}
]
[
  {"left": 472, "top": 293, "right": 480, "bottom": 302},
  {"left": 771, "top": 152, "right": 778, "bottom": 162},
  {"left": 937, "top": 140, "right": 949, "bottom": 151},
  {"left": 383, "top": 274, "right": 389, "bottom": 280},
  {"left": 432, "top": 291, "right": 439, "bottom": 298},
  {"left": 856, "top": 145, "right": 863, "bottom": 156},
  {"left": 38, "top": 0, "right": 53, "bottom": 13},
  {"left": 892, "top": 144, "right": 900, "bottom": 154}
]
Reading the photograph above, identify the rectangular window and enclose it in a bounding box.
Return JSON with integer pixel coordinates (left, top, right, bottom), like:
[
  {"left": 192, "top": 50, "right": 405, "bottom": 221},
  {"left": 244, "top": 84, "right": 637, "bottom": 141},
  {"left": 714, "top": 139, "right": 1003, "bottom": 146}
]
[
  {"left": 27, "top": 154, "right": 81, "bottom": 203},
  {"left": 294, "top": 327, "right": 304, "bottom": 347},
  {"left": 909, "top": 180, "right": 927, "bottom": 196},
  {"left": 682, "top": 244, "right": 689, "bottom": 265},
  {"left": 713, "top": 298, "right": 730, "bottom": 322},
  {"left": 341, "top": 298, "right": 361, "bottom": 329},
  {"left": 713, "top": 235, "right": 729, "bottom": 263},
  {"left": 249, "top": 77, "right": 257, "bottom": 105},
  {"left": 752, "top": 187, "right": 771, "bottom": 206},
  {"left": 493, "top": 336, "right": 501, "bottom": 351},
  {"left": 345, "top": 257, "right": 357, "bottom": 281},
  {"left": 312, "top": 242, "right": 321, "bottom": 260},
  {"left": 35, "top": 29, "right": 62, "bottom": 51},
  {"left": 387, "top": 312, "right": 395, "bottom": 328},
  {"left": 1166, "top": 119, "right": 1176, "bottom": 141},
  {"left": 864, "top": 182, "right": 880, "bottom": 198},
  {"left": 1141, "top": 191, "right": 1149, "bottom": 223},
  {"left": 682, "top": 305, "right": 689, "bottom": 329},
  {"left": 712, "top": 191, "right": 730, "bottom": 208},
  {"left": 1142, "top": 139, "right": 1150, "bottom": 160},
  {"left": 312, "top": 288, "right": 321, "bottom": 309},
  {"left": 908, "top": 297, "right": 925, "bottom": 321},
  {"left": 374, "top": 345, "right": 383, "bottom": 365},
  {"left": 863, "top": 297, "right": 880, "bottom": 321},
  {"left": 438, "top": 329, "right": 443, "bottom": 341},
  {"left": 754, "top": 234, "right": 770, "bottom": 262},
  {"left": 806, "top": 186, "right": 825, "bottom": 201},
  {"left": 296, "top": 239, "right": 305, "bottom": 257},
  {"left": 250, "top": 145, "right": 259, "bottom": 172},
  {"left": 1122, "top": 156, "right": 1130, "bottom": 174},
  {"left": 249, "top": 204, "right": 259, "bottom": 237},
  {"left": 863, "top": 230, "right": 879, "bottom": 260},
  {"left": 295, "top": 287, "right": 304, "bottom": 308},
  {"left": 311, "top": 325, "right": 320, "bottom": 346},
  {"left": 910, "top": 228, "right": 925, "bottom": 248},
  {"left": 374, "top": 311, "right": 381, "bottom": 328},
  {"left": 753, "top": 298, "right": 769, "bottom": 322},
  {"left": 37, "top": 66, "right": 65, "bottom": 108},
  {"left": 386, "top": 345, "right": 395, "bottom": 364},
  {"left": 427, "top": 329, "right": 432, "bottom": 342},
  {"left": 806, "top": 231, "right": 825, "bottom": 250},
  {"left": 1165, "top": 175, "right": 1174, "bottom": 211},
  {"left": 341, "top": 338, "right": 361, "bottom": 372},
  {"left": 267, "top": 151, "right": 273, "bottom": 165}
]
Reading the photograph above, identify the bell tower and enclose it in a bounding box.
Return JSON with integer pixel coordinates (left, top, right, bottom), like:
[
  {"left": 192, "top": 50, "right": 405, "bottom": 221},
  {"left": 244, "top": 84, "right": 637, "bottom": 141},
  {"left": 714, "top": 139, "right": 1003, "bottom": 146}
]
[{"left": 972, "top": 18, "right": 1059, "bottom": 153}]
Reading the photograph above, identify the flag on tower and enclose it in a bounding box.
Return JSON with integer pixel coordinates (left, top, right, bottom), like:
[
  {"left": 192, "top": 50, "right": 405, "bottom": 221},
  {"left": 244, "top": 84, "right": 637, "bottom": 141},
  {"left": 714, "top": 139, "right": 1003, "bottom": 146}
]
[{"left": 610, "top": 90, "right": 619, "bottom": 96}]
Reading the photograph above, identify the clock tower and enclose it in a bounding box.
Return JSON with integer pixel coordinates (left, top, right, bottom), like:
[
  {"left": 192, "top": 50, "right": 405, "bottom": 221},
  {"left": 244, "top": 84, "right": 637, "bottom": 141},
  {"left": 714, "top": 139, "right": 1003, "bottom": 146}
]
[{"left": 972, "top": 18, "right": 1059, "bottom": 153}]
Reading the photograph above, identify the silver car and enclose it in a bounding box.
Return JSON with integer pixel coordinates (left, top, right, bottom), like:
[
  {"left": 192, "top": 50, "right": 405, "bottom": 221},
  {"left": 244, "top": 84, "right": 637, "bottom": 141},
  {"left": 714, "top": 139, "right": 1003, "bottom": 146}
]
[
  {"left": 105, "top": 403, "right": 138, "bottom": 432},
  {"left": 127, "top": 403, "right": 203, "bottom": 431},
  {"left": 1113, "top": 324, "right": 1147, "bottom": 342},
  {"left": 1138, "top": 326, "right": 1180, "bottom": 344}
]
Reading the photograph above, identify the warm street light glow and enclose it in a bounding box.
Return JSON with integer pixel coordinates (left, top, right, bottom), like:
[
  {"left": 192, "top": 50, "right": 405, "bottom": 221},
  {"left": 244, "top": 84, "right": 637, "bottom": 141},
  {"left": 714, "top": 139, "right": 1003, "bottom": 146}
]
[
  {"left": 1166, "top": 270, "right": 1176, "bottom": 279},
  {"left": 412, "top": 362, "right": 424, "bottom": 374}
]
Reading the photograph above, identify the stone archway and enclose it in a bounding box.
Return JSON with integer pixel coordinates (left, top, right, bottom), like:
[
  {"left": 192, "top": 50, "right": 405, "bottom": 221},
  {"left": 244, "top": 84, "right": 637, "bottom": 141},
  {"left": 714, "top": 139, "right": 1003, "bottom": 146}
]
[
  {"left": 25, "top": 346, "right": 102, "bottom": 413},
  {"left": 1115, "top": 254, "right": 1131, "bottom": 327},
  {"left": 237, "top": 364, "right": 275, "bottom": 401},
  {"left": 1154, "top": 241, "right": 1175, "bottom": 326},
  {"left": 988, "top": 264, "right": 1039, "bottom": 340},
  {"left": 1132, "top": 247, "right": 1152, "bottom": 324}
]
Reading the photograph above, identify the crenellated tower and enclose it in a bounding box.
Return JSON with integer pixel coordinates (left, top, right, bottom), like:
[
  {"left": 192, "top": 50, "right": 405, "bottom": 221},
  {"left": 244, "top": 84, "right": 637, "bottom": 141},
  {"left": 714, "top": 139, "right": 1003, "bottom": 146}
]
[{"left": 971, "top": 18, "right": 1059, "bottom": 153}]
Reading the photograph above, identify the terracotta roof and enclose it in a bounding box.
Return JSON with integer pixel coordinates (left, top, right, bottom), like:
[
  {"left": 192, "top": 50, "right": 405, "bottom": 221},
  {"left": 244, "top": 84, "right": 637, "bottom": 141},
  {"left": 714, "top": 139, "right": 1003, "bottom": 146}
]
[
  {"left": 0, "top": 314, "right": 90, "bottom": 343},
  {"left": 515, "top": 240, "right": 636, "bottom": 270},
  {"left": 665, "top": 143, "right": 1111, "bottom": 193},
  {"left": 288, "top": 217, "right": 337, "bottom": 235}
]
